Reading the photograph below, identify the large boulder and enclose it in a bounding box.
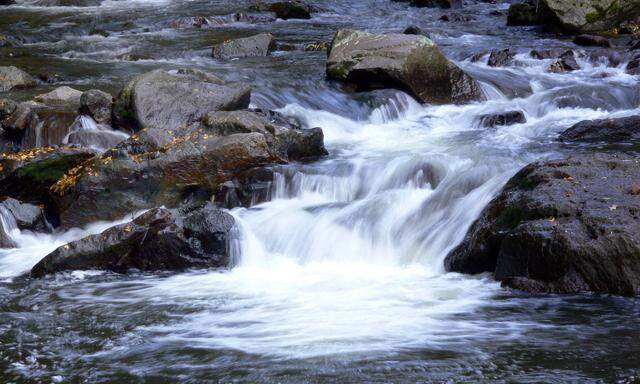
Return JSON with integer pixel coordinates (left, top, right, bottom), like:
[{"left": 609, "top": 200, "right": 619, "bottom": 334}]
[
  {"left": 559, "top": 115, "right": 640, "bottom": 143},
  {"left": 0, "top": 66, "right": 37, "bottom": 92},
  {"left": 31, "top": 204, "right": 236, "bottom": 277},
  {"left": 326, "top": 29, "right": 483, "bottom": 105},
  {"left": 112, "top": 68, "right": 251, "bottom": 133},
  {"left": 542, "top": 0, "right": 640, "bottom": 33},
  {"left": 212, "top": 33, "right": 276, "bottom": 60},
  {"left": 52, "top": 109, "right": 326, "bottom": 228},
  {"left": 507, "top": 1, "right": 546, "bottom": 26},
  {"left": 79, "top": 89, "right": 113, "bottom": 126},
  {"left": 445, "top": 152, "right": 640, "bottom": 296}
]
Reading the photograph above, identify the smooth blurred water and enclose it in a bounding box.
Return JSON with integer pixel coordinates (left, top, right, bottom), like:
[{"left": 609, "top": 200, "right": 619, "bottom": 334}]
[{"left": 1, "top": 0, "right": 640, "bottom": 382}]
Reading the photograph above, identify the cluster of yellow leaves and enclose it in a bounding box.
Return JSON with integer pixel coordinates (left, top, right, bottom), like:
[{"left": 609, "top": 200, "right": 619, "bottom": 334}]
[
  {"left": 51, "top": 164, "right": 86, "bottom": 195},
  {"left": 0, "top": 147, "right": 55, "bottom": 162}
]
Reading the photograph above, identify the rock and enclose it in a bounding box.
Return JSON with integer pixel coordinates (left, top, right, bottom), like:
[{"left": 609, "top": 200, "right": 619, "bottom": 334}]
[
  {"left": 487, "top": 48, "right": 516, "bottom": 67},
  {"left": 212, "top": 33, "right": 276, "bottom": 60},
  {"left": 559, "top": 115, "right": 640, "bottom": 143},
  {"left": 439, "top": 13, "right": 474, "bottom": 22},
  {"left": 0, "top": 198, "right": 49, "bottom": 231},
  {"left": 79, "top": 89, "right": 113, "bottom": 126},
  {"left": 0, "top": 66, "right": 37, "bottom": 92},
  {"left": 170, "top": 16, "right": 209, "bottom": 29},
  {"left": 0, "top": 147, "right": 95, "bottom": 207},
  {"left": 530, "top": 48, "right": 569, "bottom": 59},
  {"left": 112, "top": 68, "right": 251, "bottom": 134},
  {"left": 403, "top": 25, "right": 430, "bottom": 38},
  {"left": 410, "top": 0, "right": 462, "bottom": 9},
  {"left": 52, "top": 109, "right": 326, "bottom": 228},
  {"left": 627, "top": 55, "right": 640, "bottom": 75},
  {"left": 326, "top": 29, "right": 483, "bottom": 105},
  {"left": 215, "top": 167, "right": 275, "bottom": 208},
  {"left": 629, "top": 40, "right": 640, "bottom": 51},
  {"left": 34, "top": 86, "right": 83, "bottom": 107},
  {"left": 573, "top": 34, "right": 611, "bottom": 48},
  {"left": 30, "top": 204, "right": 236, "bottom": 277},
  {"left": 507, "top": 1, "right": 544, "bottom": 26},
  {"left": 0, "top": 0, "right": 16, "bottom": 5},
  {"left": 0, "top": 34, "right": 20, "bottom": 48},
  {"left": 268, "top": 1, "right": 313, "bottom": 19},
  {"left": 446, "top": 152, "right": 640, "bottom": 296},
  {"left": 542, "top": 0, "right": 640, "bottom": 33},
  {"left": 479, "top": 110, "right": 526, "bottom": 127},
  {"left": 548, "top": 50, "right": 580, "bottom": 73}
]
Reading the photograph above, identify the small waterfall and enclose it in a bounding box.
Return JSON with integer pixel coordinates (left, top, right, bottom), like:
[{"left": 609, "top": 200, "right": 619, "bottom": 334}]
[{"left": 63, "top": 115, "right": 129, "bottom": 151}]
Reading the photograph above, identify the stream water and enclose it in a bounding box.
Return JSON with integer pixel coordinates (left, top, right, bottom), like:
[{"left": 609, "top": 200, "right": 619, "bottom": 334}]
[{"left": 1, "top": 0, "right": 639, "bottom": 382}]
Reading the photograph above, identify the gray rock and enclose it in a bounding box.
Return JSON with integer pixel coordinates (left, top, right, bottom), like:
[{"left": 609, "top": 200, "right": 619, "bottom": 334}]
[
  {"left": 487, "top": 48, "right": 516, "bottom": 67},
  {"left": 112, "top": 68, "right": 251, "bottom": 133},
  {"left": 0, "top": 197, "right": 49, "bottom": 231},
  {"left": 268, "top": 1, "right": 313, "bottom": 19},
  {"left": 212, "top": 33, "right": 276, "bottom": 60},
  {"left": 548, "top": 50, "right": 580, "bottom": 73},
  {"left": 479, "top": 110, "right": 526, "bottom": 127},
  {"left": 34, "top": 86, "right": 83, "bottom": 107},
  {"left": 573, "top": 34, "right": 611, "bottom": 48},
  {"left": 31, "top": 204, "right": 236, "bottom": 277},
  {"left": 559, "top": 115, "right": 640, "bottom": 143},
  {"left": 542, "top": 0, "right": 640, "bottom": 33},
  {"left": 79, "top": 89, "right": 113, "bottom": 125},
  {"left": 326, "top": 29, "right": 483, "bottom": 105},
  {"left": 0, "top": 66, "right": 37, "bottom": 92},
  {"left": 445, "top": 152, "right": 640, "bottom": 296}
]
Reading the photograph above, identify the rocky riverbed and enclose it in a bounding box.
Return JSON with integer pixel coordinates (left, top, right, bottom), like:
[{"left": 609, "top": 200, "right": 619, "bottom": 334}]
[{"left": 1, "top": 0, "right": 640, "bottom": 382}]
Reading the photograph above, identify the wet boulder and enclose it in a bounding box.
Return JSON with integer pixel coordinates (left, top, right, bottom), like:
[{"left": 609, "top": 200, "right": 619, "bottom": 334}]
[
  {"left": 268, "top": 1, "right": 313, "bottom": 19},
  {"left": 0, "top": 197, "right": 49, "bottom": 232},
  {"left": 445, "top": 152, "right": 640, "bottom": 296},
  {"left": 559, "top": 115, "right": 640, "bottom": 143},
  {"left": 79, "top": 89, "right": 113, "bottom": 126},
  {"left": 627, "top": 55, "right": 640, "bottom": 75},
  {"left": 439, "top": 13, "right": 474, "bottom": 22},
  {"left": 410, "top": 0, "right": 462, "bottom": 9},
  {"left": 34, "top": 86, "right": 83, "bottom": 108},
  {"left": 0, "top": 66, "right": 36, "bottom": 92},
  {"left": 52, "top": 108, "right": 326, "bottom": 228},
  {"left": 1, "top": 101, "right": 79, "bottom": 149},
  {"left": 170, "top": 16, "right": 209, "bottom": 29},
  {"left": 541, "top": 0, "right": 640, "bottom": 33},
  {"left": 487, "top": 48, "right": 516, "bottom": 67},
  {"left": 479, "top": 110, "right": 526, "bottom": 127},
  {"left": 507, "top": 1, "right": 545, "bottom": 26},
  {"left": 326, "top": 29, "right": 483, "bottom": 105},
  {"left": 403, "top": 25, "right": 430, "bottom": 38},
  {"left": 0, "top": 146, "right": 95, "bottom": 207},
  {"left": 548, "top": 50, "right": 580, "bottom": 73},
  {"left": 112, "top": 68, "right": 251, "bottom": 134},
  {"left": 212, "top": 33, "right": 276, "bottom": 60},
  {"left": 573, "top": 34, "right": 611, "bottom": 48},
  {"left": 30, "top": 204, "right": 236, "bottom": 277},
  {"left": 530, "top": 48, "right": 570, "bottom": 59}
]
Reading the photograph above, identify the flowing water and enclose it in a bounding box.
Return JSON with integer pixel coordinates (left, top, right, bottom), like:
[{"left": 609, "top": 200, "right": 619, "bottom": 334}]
[{"left": 1, "top": 0, "right": 640, "bottom": 382}]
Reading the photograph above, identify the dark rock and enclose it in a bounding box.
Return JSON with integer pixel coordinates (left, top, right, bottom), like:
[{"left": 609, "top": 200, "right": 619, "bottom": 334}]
[
  {"left": 170, "top": 16, "right": 209, "bottom": 29},
  {"left": 542, "top": 0, "right": 640, "bottom": 34},
  {"left": 0, "top": 66, "right": 37, "bottom": 92},
  {"left": 30, "top": 204, "right": 236, "bottom": 277},
  {"left": 573, "top": 34, "right": 611, "bottom": 48},
  {"left": 0, "top": 34, "right": 20, "bottom": 48},
  {"left": 559, "top": 115, "right": 640, "bottom": 143},
  {"left": 410, "top": 0, "right": 462, "bottom": 9},
  {"left": 0, "top": 197, "right": 49, "bottom": 232},
  {"left": 445, "top": 152, "right": 640, "bottom": 296},
  {"left": 530, "top": 48, "right": 568, "bottom": 59},
  {"left": 629, "top": 40, "right": 640, "bottom": 51},
  {"left": 79, "top": 89, "right": 113, "bottom": 126},
  {"left": 268, "top": 1, "right": 313, "bottom": 19},
  {"left": 479, "top": 110, "right": 526, "bottom": 127},
  {"left": 215, "top": 167, "right": 275, "bottom": 208},
  {"left": 439, "top": 13, "right": 473, "bottom": 22},
  {"left": 487, "top": 48, "right": 516, "bottom": 67},
  {"left": 0, "top": 0, "right": 16, "bottom": 5},
  {"left": 212, "top": 33, "right": 276, "bottom": 60},
  {"left": 326, "top": 29, "right": 483, "bottom": 105},
  {"left": 0, "top": 147, "right": 95, "bottom": 207},
  {"left": 548, "top": 50, "right": 580, "bottom": 73},
  {"left": 112, "top": 68, "right": 251, "bottom": 134},
  {"left": 1, "top": 101, "right": 79, "bottom": 149},
  {"left": 403, "top": 25, "right": 430, "bottom": 38},
  {"left": 627, "top": 55, "right": 640, "bottom": 75},
  {"left": 507, "top": 1, "right": 544, "bottom": 26}
]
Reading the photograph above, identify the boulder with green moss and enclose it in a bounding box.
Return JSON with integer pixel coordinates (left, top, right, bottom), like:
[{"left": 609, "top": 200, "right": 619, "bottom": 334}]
[
  {"left": 542, "top": 0, "right": 640, "bottom": 33},
  {"left": 326, "top": 29, "right": 483, "bottom": 105}
]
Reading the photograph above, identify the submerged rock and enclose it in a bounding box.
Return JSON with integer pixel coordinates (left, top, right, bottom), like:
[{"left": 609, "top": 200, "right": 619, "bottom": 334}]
[
  {"left": 212, "top": 33, "right": 276, "bottom": 60},
  {"left": 573, "top": 34, "right": 611, "bottom": 48},
  {"left": 445, "top": 152, "right": 640, "bottom": 296},
  {"left": 410, "top": 0, "right": 462, "bottom": 9},
  {"left": 479, "top": 110, "right": 526, "bottom": 127},
  {"left": 31, "top": 204, "right": 236, "bottom": 277},
  {"left": 0, "top": 66, "right": 37, "bottom": 92},
  {"left": 559, "top": 115, "right": 640, "bottom": 143},
  {"left": 112, "top": 68, "right": 251, "bottom": 134},
  {"left": 268, "top": 1, "right": 313, "bottom": 19},
  {"left": 326, "top": 29, "right": 483, "bottom": 105}
]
